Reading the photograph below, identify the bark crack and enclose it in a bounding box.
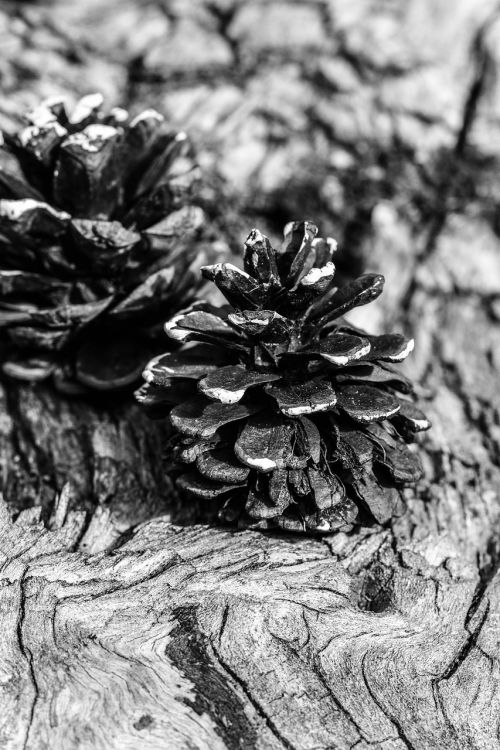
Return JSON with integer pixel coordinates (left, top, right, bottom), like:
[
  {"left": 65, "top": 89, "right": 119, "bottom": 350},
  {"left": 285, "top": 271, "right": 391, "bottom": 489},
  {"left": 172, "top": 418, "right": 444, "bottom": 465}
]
[
  {"left": 438, "top": 600, "right": 491, "bottom": 682},
  {"left": 399, "top": 5, "right": 500, "bottom": 312},
  {"left": 16, "top": 571, "right": 39, "bottom": 750},
  {"left": 209, "top": 639, "right": 298, "bottom": 750},
  {"left": 360, "top": 653, "right": 417, "bottom": 750}
]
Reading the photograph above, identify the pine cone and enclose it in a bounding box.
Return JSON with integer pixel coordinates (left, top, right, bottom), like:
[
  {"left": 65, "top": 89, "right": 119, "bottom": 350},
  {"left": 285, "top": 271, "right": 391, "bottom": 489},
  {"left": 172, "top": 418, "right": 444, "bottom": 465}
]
[
  {"left": 137, "top": 221, "right": 431, "bottom": 532},
  {"left": 0, "top": 93, "right": 208, "bottom": 393}
]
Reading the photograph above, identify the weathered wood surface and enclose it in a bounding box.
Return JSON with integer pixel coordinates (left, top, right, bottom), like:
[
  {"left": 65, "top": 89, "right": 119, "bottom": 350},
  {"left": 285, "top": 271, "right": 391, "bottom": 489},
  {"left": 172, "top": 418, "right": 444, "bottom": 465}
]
[{"left": 1, "top": 0, "right": 500, "bottom": 748}]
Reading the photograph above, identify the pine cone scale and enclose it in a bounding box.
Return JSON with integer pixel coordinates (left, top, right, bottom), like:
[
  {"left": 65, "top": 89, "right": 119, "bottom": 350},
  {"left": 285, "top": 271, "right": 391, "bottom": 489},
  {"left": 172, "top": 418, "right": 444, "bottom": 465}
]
[
  {"left": 199, "top": 365, "right": 280, "bottom": 404},
  {"left": 265, "top": 378, "right": 337, "bottom": 416},
  {"left": 234, "top": 414, "right": 300, "bottom": 473},
  {"left": 336, "top": 384, "right": 401, "bottom": 423},
  {"left": 178, "top": 473, "right": 238, "bottom": 499},
  {"left": 317, "top": 333, "right": 372, "bottom": 365},
  {"left": 170, "top": 397, "right": 259, "bottom": 438},
  {"left": 196, "top": 448, "right": 251, "bottom": 484},
  {"left": 310, "top": 273, "right": 385, "bottom": 324}
]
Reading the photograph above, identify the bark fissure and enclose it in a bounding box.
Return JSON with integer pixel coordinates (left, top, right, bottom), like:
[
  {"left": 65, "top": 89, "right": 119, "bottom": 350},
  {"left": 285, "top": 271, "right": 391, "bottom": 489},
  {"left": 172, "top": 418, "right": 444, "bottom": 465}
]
[
  {"left": 438, "top": 601, "right": 491, "bottom": 682},
  {"left": 360, "top": 654, "right": 416, "bottom": 750},
  {"left": 16, "top": 573, "right": 39, "bottom": 750},
  {"left": 209, "top": 638, "right": 298, "bottom": 750},
  {"left": 166, "top": 605, "right": 265, "bottom": 750}
]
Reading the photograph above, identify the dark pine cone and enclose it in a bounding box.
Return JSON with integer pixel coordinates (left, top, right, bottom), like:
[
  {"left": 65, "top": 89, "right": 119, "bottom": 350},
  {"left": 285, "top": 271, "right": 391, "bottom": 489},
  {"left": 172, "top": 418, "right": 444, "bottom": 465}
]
[
  {"left": 0, "top": 93, "right": 208, "bottom": 393},
  {"left": 137, "top": 221, "right": 431, "bottom": 533}
]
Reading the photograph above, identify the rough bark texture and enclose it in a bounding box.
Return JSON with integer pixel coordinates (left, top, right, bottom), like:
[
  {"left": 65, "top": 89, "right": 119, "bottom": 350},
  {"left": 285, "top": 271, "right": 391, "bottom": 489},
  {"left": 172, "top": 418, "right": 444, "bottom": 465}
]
[{"left": 1, "top": 0, "right": 500, "bottom": 748}]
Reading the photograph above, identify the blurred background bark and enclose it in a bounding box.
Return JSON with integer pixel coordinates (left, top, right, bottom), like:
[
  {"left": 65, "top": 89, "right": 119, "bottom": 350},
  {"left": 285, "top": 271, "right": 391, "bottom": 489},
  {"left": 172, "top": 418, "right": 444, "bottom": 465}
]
[{"left": 1, "top": 1, "right": 500, "bottom": 748}]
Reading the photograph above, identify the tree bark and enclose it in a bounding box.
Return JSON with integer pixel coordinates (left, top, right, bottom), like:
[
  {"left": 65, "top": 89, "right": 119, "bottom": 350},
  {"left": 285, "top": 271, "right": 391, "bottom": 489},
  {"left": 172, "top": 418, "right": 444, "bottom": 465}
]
[{"left": 1, "top": 0, "right": 500, "bottom": 748}]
